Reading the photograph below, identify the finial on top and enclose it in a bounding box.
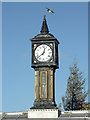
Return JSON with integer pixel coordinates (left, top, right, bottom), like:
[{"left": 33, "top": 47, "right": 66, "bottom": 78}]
[
  {"left": 40, "top": 15, "right": 49, "bottom": 34},
  {"left": 44, "top": 15, "right": 46, "bottom": 19}
]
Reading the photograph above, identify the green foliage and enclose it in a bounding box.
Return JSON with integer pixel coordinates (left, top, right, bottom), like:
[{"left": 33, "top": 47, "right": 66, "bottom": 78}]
[{"left": 62, "top": 63, "right": 88, "bottom": 111}]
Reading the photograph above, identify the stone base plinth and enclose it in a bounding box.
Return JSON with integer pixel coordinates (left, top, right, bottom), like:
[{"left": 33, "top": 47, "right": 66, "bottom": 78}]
[{"left": 28, "top": 109, "right": 59, "bottom": 118}]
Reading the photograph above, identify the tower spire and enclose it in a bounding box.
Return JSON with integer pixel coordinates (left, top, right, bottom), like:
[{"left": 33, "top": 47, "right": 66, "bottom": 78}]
[{"left": 40, "top": 15, "right": 49, "bottom": 34}]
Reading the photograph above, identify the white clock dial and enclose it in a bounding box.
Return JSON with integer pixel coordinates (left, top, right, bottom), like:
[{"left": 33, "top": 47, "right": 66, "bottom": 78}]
[{"left": 35, "top": 44, "right": 52, "bottom": 62}]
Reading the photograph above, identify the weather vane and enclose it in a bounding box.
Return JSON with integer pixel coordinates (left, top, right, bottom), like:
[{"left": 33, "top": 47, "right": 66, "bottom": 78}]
[{"left": 46, "top": 8, "right": 54, "bottom": 13}]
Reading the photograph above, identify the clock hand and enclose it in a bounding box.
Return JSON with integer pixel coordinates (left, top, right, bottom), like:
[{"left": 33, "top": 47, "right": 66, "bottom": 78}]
[
  {"left": 37, "top": 48, "right": 45, "bottom": 58},
  {"left": 37, "top": 53, "right": 43, "bottom": 58},
  {"left": 42, "top": 47, "right": 47, "bottom": 55},
  {"left": 43, "top": 48, "right": 46, "bottom": 54}
]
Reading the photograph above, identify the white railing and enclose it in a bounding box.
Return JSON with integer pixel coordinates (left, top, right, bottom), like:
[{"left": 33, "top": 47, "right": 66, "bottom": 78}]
[{"left": 61, "top": 110, "right": 90, "bottom": 114}]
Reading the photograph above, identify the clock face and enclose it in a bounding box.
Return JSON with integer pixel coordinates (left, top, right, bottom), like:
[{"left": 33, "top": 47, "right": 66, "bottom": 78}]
[{"left": 35, "top": 44, "right": 52, "bottom": 62}]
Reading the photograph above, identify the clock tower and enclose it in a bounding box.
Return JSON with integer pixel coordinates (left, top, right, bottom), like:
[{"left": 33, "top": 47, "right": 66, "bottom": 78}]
[{"left": 30, "top": 15, "right": 59, "bottom": 109}]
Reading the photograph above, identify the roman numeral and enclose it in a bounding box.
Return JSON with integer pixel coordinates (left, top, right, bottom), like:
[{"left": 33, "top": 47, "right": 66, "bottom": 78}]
[
  {"left": 49, "top": 52, "right": 51, "bottom": 54},
  {"left": 48, "top": 55, "right": 50, "bottom": 57},
  {"left": 48, "top": 49, "right": 50, "bottom": 51}
]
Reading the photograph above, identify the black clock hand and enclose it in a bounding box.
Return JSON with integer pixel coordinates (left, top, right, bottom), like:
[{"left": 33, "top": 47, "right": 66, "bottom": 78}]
[
  {"left": 42, "top": 47, "right": 47, "bottom": 55},
  {"left": 37, "top": 48, "right": 45, "bottom": 58},
  {"left": 37, "top": 53, "right": 43, "bottom": 58},
  {"left": 43, "top": 48, "right": 46, "bottom": 54}
]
